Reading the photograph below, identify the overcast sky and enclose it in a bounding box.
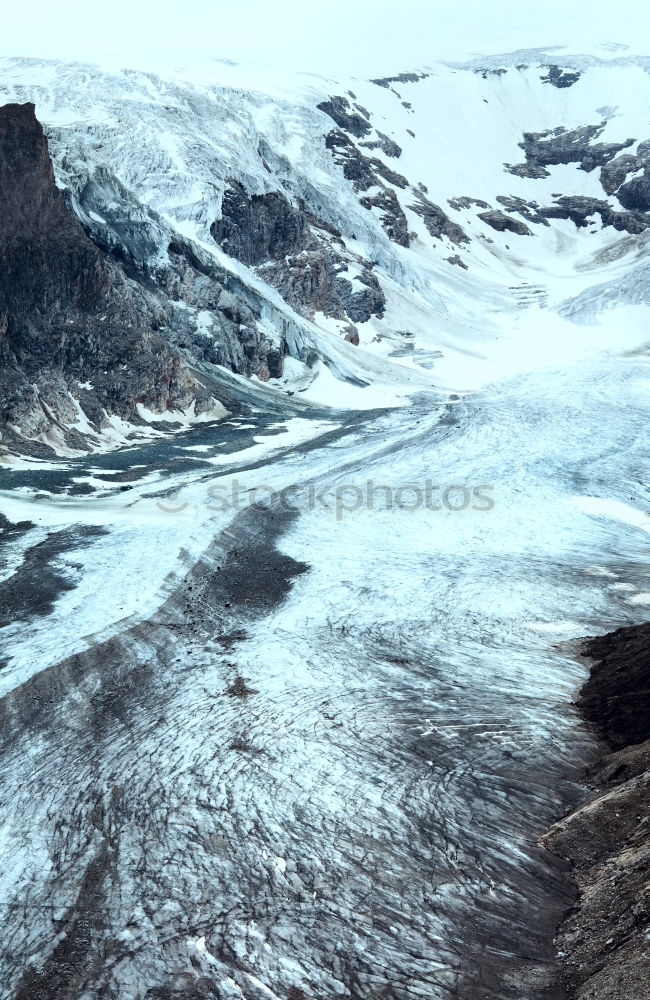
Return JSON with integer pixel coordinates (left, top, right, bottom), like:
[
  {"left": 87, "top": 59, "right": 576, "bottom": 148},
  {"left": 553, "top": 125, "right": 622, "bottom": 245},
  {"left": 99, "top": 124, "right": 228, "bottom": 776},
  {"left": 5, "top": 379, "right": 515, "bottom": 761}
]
[{"left": 2, "top": 0, "right": 649, "bottom": 74}]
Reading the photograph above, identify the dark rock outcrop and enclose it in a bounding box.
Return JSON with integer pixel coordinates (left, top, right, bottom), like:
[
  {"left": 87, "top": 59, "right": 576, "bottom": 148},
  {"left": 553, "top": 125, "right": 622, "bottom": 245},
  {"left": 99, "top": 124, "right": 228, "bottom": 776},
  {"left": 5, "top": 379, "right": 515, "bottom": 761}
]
[
  {"left": 324, "top": 130, "right": 407, "bottom": 190},
  {"left": 0, "top": 102, "right": 212, "bottom": 453},
  {"left": 600, "top": 153, "right": 642, "bottom": 195},
  {"left": 600, "top": 141, "right": 650, "bottom": 203},
  {"left": 578, "top": 623, "right": 650, "bottom": 750},
  {"left": 617, "top": 174, "right": 650, "bottom": 213},
  {"left": 478, "top": 209, "right": 532, "bottom": 235},
  {"left": 506, "top": 124, "right": 635, "bottom": 178},
  {"left": 540, "top": 65, "right": 581, "bottom": 88},
  {"left": 324, "top": 129, "right": 379, "bottom": 190},
  {"left": 322, "top": 130, "right": 411, "bottom": 246},
  {"left": 210, "top": 182, "right": 308, "bottom": 266},
  {"left": 409, "top": 190, "right": 469, "bottom": 244},
  {"left": 372, "top": 161, "right": 409, "bottom": 189},
  {"left": 317, "top": 96, "right": 372, "bottom": 138},
  {"left": 337, "top": 268, "right": 385, "bottom": 322},
  {"left": 448, "top": 196, "right": 491, "bottom": 211},
  {"left": 146, "top": 236, "right": 285, "bottom": 380},
  {"left": 260, "top": 252, "right": 385, "bottom": 324},
  {"left": 0, "top": 102, "right": 309, "bottom": 456},
  {"left": 495, "top": 195, "right": 550, "bottom": 227},
  {"left": 212, "top": 182, "right": 386, "bottom": 323},
  {"left": 360, "top": 189, "right": 410, "bottom": 247},
  {"left": 538, "top": 196, "right": 650, "bottom": 234},
  {"left": 360, "top": 131, "right": 402, "bottom": 158},
  {"left": 506, "top": 161, "right": 551, "bottom": 180},
  {"left": 315, "top": 99, "right": 415, "bottom": 249},
  {"left": 370, "top": 72, "right": 430, "bottom": 89},
  {"left": 543, "top": 622, "right": 650, "bottom": 1000},
  {"left": 477, "top": 67, "right": 508, "bottom": 79}
]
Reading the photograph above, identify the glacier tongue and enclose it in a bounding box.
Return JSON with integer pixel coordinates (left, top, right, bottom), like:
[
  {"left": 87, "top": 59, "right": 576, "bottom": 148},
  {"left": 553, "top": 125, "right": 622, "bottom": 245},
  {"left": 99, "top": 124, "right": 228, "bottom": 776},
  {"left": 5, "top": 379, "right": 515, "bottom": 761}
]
[{"left": 1, "top": 49, "right": 650, "bottom": 1000}]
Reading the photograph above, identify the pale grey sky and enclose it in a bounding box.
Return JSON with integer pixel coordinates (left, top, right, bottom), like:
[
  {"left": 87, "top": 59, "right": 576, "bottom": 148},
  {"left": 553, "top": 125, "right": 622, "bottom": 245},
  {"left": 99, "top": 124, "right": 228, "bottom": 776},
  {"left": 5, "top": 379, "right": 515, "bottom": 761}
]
[{"left": 2, "top": 0, "right": 649, "bottom": 74}]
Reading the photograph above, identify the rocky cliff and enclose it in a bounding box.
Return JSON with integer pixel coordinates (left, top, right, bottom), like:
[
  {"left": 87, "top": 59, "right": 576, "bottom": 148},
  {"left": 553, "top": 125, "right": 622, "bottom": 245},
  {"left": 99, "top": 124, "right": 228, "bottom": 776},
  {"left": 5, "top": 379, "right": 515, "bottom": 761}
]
[
  {"left": 211, "top": 181, "right": 386, "bottom": 325},
  {"left": 0, "top": 102, "right": 300, "bottom": 458},
  {"left": 0, "top": 103, "right": 219, "bottom": 456},
  {"left": 544, "top": 623, "right": 650, "bottom": 1000}
]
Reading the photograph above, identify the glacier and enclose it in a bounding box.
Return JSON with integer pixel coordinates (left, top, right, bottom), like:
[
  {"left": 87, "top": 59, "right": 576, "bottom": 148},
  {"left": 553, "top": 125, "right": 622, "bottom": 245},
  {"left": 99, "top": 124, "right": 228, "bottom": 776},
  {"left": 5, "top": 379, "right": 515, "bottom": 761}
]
[{"left": 0, "top": 47, "right": 649, "bottom": 1000}]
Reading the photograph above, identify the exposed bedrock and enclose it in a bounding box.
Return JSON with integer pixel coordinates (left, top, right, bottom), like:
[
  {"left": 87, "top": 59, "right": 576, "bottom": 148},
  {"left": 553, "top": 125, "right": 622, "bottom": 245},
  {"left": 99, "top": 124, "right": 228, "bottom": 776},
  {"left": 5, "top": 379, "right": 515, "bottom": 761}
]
[
  {"left": 359, "top": 130, "right": 403, "bottom": 158},
  {"left": 600, "top": 141, "right": 650, "bottom": 202},
  {"left": 544, "top": 622, "right": 650, "bottom": 1000},
  {"left": 616, "top": 174, "right": 650, "bottom": 213},
  {"left": 0, "top": 102, "right": 306, "bottom": 457},
  {"left": 323, "top": 129, "right": 409, "bottom": 191},
  {"left": 505, "top": 123, "right": 650, "bottom": 225},
  {"left": 495, "top": 195, "right": 550, "bottom": 226},
  {"left": 360, "top": 188, "right": 411, "bottom": 247},
  {"left": 317, "top": 95, "right": 372, "bottom": 138},
  {"left": 600, "top": 153, "right": 642, "bottom": 195},
  {"left": 448, "top": 195, "right": 491, "bottom": 211},
  {"left": 483, "top": 189, "right": 650, "bottom": 236},
  {"left": 260, "top": 250, "right": 386, "bottom": 324},
  {"left": 210, "top": 184, "right": 309, "bottom": 266},
  {"left": 506, "top": 123, "right": 635, "bottom": 178},
  {"left": 409, "top": 189, "right": 469, "bottom": 244},
  {"left": 476, "top": 67, "right": 508, "bottom": 79},
  {"left": 316, "top": 97, "right": 466, "bottom": 251},
  {"left": 370, "top": 71, "right": 430, "bottom": 88},
  {"left": 478, "top": 209, "right": 532, "bottom": 235},
  {"left": 0, "top": 102, "right": 212, "bottom": 453},
  {"left": 578, "top": 623, "right": 650, "bottom": 750},
  {"left": 539, "top": 196, "right": 650, "bottom": 234},
  {"left": 212, "top": 181, "right": 386, "bottom": 322},
  {"left": 540, "top": 65, "right": 582, "bottom": 88},
  {"left": 157, "top": 239, "right": 285, "bottom": 379}
]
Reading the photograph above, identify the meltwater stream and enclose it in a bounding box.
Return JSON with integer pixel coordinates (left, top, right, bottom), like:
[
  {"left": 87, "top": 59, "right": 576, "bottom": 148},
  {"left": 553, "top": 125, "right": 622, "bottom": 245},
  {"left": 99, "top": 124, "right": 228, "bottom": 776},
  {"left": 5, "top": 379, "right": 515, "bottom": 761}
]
[{"left": 1, "top": 353, "right": 649, "bottom": 1000}]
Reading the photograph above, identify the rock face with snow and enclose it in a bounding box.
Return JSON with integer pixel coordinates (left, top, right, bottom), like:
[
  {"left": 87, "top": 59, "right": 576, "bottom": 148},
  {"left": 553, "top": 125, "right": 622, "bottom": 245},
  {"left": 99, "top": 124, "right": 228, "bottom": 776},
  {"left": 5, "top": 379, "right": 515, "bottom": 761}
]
[
  {"left": 3, "top": 52, "right": 650, "bottom": 456},
  {"left": 540, "top": 64, "right": 582, "bottom": 88},
  {"left": 212, "top": 184, "right": 310, "bottom": 265},
  {"left": 0, "top": 102, "right": 287, "bottom": 455},
  {"left": 507, "top": 123, "right": 635, "bottom": 176},
  {"left": 0, "top": 102, "right": 207, "bottom": 455},
  {"left": 478, "top": 209, "right": 532, "bottom": 235},
  {"left": 211, "top": 181, "right": 386, "bottom": 322}
]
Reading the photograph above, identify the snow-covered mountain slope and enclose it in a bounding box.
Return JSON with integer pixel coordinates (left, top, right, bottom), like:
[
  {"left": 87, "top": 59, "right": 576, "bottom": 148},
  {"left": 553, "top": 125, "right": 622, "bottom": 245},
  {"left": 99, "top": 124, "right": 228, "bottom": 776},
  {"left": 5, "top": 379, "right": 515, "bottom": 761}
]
[{"left": 1, "top": 50, "right": 650, "bottom": 460}]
